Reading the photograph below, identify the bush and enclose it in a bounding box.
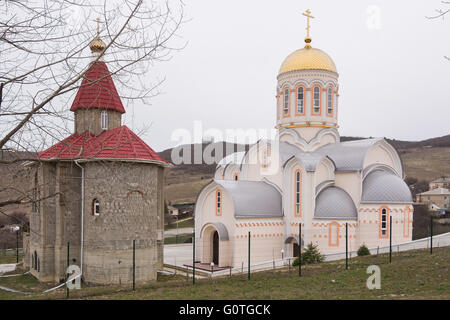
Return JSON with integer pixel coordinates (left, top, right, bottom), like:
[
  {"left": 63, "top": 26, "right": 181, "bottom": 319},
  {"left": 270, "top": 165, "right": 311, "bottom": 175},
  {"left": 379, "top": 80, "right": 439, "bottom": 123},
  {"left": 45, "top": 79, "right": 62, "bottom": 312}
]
[
  {"left": 291, "top": 243, "right": 325, "bottom": 266},
  {"left": 357, "top": 244, "right": 371, "bottom": 256}
]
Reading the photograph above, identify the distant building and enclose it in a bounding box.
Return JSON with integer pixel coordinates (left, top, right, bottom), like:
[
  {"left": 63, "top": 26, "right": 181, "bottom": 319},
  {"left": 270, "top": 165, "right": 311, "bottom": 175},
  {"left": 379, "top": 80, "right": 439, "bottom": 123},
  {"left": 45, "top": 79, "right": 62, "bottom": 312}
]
[
  {"left": 416, "top": 188, "right": 450, "bottom": 212},
  {"left": 168, "top": 205, "right": 179, "bottom": 217},
  {"left": 429, "top": 177, "right": 450, "bottom": 190}
]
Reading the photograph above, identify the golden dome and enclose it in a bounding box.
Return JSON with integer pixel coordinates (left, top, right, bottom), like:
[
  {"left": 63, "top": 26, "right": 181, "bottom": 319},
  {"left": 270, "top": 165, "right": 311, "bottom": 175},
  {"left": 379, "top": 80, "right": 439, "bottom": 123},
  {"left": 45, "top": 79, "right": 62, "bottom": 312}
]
[
  {"left": 279, "top": 44, "right": 337, "bottom": 75},
  {"left": 90, "top": 35, "right": 106, "bottom": 53}
]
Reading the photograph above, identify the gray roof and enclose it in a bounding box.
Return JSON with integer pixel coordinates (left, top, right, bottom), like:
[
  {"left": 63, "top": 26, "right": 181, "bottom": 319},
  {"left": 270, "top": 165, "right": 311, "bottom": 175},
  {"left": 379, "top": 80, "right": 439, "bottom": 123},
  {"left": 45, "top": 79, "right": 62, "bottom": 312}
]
[
  {"left": 278, "top": 141, "right": 326, "bottom": 171},
  {"left": 314, "top": 186, "right": 358, "bottom": 219},
  {"left": 217, "top": 151, "right": 246, "bottom": 169},
  {"left": 316, "top": 138, "right": 382, "bottom": 171},
  {"left": 215, "top": 179, "right": 283, "bottom": 218},
  {"left": 431, "top": 177, "right": 450, "bottom": 183},
  {"left": 361, "top": 170, "right": 412, "bottom": 203},
  {"left": 417, "top": 187, "right": 450, "bottom": 196},
  {"left": 200, "top": 222, "right": 229, "bottom": 241}
]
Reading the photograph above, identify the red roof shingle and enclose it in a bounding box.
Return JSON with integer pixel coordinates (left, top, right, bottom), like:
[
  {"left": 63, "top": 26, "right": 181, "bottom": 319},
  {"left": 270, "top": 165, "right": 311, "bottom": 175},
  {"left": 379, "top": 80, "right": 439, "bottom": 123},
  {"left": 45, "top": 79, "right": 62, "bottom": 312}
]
[
  {"left": 70, "top": 61, "right": 126, "bottom": 113},
  {"left": 39, "top": 126, "right": 169, "bottom": 165}
]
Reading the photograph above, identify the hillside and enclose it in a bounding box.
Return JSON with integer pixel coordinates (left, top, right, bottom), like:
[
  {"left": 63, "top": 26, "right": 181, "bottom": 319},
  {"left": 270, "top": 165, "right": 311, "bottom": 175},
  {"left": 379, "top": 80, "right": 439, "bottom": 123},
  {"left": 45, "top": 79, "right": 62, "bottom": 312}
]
[
  {"left": 0, "top": 136, "right": 448, "bottom": 206},
  {"left": 160, "top": 135, "right": 450, "bottom": 204}
]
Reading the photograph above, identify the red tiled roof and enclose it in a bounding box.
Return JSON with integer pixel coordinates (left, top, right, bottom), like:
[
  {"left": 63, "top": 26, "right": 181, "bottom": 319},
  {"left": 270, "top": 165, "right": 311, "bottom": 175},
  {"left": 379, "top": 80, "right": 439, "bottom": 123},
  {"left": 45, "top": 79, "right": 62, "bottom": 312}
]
[
  {"left": 38, "top": 126, "right": 170, "bottom": 165},
  {"left": 70, "top": 61, "right": 126, "bottom": 113}
]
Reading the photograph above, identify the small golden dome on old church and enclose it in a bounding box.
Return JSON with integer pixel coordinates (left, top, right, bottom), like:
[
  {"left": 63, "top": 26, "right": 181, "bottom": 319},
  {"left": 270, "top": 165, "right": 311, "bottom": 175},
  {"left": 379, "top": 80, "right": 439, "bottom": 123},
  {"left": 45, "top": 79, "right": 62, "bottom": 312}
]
[
  {"left": 90, "top": 17, "right": 106, "bottom": 53},
  {"left": 90, "top": 35, "right": 106, "bottom": 53}
]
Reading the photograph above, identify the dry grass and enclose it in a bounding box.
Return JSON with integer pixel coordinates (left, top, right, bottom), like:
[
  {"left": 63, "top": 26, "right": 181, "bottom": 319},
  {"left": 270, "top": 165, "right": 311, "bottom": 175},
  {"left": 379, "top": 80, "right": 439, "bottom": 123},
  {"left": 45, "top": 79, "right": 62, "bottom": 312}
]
[
  {"left": 400, "top": 147, "right": 450, "bottom": 181},
  {"left": 1, "top": 247, "right": 448, "bottom": 300}
]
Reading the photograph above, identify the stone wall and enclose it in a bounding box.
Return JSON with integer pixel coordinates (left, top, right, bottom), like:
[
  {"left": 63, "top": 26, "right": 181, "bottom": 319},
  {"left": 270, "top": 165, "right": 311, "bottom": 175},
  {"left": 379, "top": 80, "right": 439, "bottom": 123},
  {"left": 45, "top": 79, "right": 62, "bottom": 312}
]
[
  {"left": 26, "top": 159, "right": 164, "bottom": 284},
  {"left": 82, "top": 161, "right": 164, "bottom": 284},
  {"left": 74, "top": 109, "right": 122, "bottom": 135}
]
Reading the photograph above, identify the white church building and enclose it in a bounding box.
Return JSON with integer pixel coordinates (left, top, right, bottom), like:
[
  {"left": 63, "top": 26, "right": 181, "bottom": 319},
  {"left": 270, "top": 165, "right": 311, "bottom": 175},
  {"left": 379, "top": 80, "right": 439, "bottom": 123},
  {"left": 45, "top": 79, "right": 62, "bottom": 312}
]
[{"left": 194, "top": 11, "right": 413, "bottom": 268}]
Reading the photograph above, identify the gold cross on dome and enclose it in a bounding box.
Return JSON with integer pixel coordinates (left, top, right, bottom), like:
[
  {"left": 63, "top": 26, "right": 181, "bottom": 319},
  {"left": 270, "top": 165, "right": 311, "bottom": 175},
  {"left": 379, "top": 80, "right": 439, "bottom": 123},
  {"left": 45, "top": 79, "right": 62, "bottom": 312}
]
[
  {"left": 302, "top": 9, "right": 314, "bottom": 38},
  {"left": 93, "top": 17, "right": 101, "bottom": 36}
]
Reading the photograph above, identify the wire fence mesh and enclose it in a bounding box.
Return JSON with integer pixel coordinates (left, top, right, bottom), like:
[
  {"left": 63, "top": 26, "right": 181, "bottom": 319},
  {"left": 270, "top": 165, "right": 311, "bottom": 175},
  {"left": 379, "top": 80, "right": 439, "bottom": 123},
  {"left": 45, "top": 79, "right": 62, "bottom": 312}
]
[{"left": 0, "top": 227, "right": 449, "bottom": 297}]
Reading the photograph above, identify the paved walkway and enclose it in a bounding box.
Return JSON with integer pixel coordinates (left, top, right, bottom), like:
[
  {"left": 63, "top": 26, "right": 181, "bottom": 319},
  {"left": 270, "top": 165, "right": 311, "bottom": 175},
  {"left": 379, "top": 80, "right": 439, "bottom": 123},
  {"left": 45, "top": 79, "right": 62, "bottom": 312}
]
[
  {"left": 0, "top": 264, "right": 16, "bottom": 274},
  {"left": 164, "top": 244, "right": 193, "bottom": 266}
]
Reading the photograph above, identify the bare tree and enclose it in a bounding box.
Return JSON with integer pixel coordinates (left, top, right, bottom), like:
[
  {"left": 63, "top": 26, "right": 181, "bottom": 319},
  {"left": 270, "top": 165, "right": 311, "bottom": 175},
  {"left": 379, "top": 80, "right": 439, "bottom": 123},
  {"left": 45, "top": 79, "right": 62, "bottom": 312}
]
[
  {"left": 427, "top": 0, "right": 450, "bottom": 60},
  {"left": 0, "top": 0, "right": 184, "bottom": 218}
]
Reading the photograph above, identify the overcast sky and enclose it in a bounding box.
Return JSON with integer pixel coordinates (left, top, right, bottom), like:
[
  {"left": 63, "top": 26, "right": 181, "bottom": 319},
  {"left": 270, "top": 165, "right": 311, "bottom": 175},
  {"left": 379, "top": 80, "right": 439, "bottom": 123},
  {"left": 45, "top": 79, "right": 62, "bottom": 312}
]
[{"left": 123, "top": 0, "right": 450, "bottom": 152}]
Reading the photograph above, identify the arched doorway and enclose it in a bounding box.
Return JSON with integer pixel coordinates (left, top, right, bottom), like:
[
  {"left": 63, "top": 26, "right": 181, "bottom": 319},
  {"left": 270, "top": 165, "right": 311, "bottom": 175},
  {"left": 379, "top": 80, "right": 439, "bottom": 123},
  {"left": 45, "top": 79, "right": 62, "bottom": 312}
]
[
  {"left": 293, "top": 243, "right": 299, "bottom": 257},
  {"left": 285, "top": 236, "right": 304, "bottom": 258},
  {"left": 200, "top": 222, "right": 230, "bottom": 266},
  {"left": 212, "top": 231, "right": 219, "bottom": 265}
]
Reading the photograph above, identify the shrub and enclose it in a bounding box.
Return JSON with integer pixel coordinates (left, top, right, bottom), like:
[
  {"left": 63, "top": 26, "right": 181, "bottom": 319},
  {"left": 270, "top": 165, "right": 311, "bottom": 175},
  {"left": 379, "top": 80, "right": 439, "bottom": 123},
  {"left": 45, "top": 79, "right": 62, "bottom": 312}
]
[
  {"left": 357, "top": 244, "right": 371, "bottom": 256},
  {"left": 291, "top": 243, "right": 325, "bottom": 266}
]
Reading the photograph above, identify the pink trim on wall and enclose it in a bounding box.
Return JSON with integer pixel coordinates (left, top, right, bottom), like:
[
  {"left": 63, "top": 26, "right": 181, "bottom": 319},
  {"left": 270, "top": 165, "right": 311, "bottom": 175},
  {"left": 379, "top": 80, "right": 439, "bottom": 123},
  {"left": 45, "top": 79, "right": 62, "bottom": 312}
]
[{"left": 328, "top": 222, "right": 340, "bottom": 247}]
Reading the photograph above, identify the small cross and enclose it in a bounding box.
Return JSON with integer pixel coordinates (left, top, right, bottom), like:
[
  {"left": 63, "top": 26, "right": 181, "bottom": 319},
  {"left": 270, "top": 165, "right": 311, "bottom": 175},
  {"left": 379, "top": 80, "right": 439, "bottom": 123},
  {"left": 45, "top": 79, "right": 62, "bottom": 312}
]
[
  {"left": 93, "top": 17, "right": 101, "bottom": 36},
  {"left": 302, "top": 9, "right": 314, "bottom": 38}
]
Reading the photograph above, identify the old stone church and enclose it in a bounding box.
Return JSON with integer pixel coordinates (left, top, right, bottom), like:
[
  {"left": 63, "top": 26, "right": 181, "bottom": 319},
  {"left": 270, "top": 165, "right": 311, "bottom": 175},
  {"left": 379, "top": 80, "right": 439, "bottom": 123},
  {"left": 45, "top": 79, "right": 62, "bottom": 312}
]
[{"left": 23, "top": 32, "right": 170, "bottom": 284}]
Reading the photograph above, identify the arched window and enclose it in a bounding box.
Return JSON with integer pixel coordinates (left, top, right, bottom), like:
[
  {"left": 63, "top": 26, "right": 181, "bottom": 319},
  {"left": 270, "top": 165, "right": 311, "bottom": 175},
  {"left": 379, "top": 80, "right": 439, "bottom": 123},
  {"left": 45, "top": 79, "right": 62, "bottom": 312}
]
[
  {"left": 216, "top": 190, "right": 222, "bottom": 216},
  {"left": 297, "top": 86, "right": 304, "bottom": 114},
  {"left": 327, "top": 87, "right": 333, "bottom": 115},
  {"left": 32, "top": 251, "right": 36, "bottom": 269},
  {"left": 283, "top": 88, "right": 289, "bottom": 115},
  {"left": 233, "top": 173, "right": 239, "bottom": 181},
  {"left": 380, "top": 207, "right": 388, "bottom": 238},
  {"left": 294, "top": 170, "right": 301, "bottom": 216},
  {"left": 92, "top": 199, "right": 100, "bottom": 216},
  {"left": 101, "top": 110, "right": 108, "bottom": 130},
  {"left": 312, "top": 86, "right": 321, "bottom": 114}
]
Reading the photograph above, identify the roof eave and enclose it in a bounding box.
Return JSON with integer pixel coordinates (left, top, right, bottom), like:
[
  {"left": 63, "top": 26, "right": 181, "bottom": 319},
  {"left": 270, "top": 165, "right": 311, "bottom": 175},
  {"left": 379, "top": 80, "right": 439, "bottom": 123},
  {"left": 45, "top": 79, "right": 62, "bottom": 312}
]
[{"left": 38, "top": 157, "right": 172, "bottom": 168}]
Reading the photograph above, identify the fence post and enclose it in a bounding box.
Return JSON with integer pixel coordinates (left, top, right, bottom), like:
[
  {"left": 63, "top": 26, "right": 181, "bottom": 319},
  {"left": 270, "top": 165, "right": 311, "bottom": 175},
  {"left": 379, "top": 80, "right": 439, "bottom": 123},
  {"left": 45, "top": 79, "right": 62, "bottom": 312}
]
[
  {"left": 345, "top": 223, "right": 348, "bottom": 270},
  {"left": 132, "top": 239, "right": 135, "bottom": 291},
  {"left": 288, "top": 258, "right": 291, "bottom": 275},
  {"left": 430, "top": 216, "right": 433, "bottom": 255},
  {"left": 192, "top": 231, "right": 195, "bottom": 285},
  {"left": 298, "top": 223, "right": 302, "bottom": 277},
  {"left": 389, "top": 216, "right": 392, "bottom": 263},
  {"left": 16, "top": 230, "right": 19, "bottom": 264},
  {"left": 66, "top": 242, "right": 70, "bottom": 299},
  {"left": 248, "top": 231, "right": 251, "bottom": 280}
]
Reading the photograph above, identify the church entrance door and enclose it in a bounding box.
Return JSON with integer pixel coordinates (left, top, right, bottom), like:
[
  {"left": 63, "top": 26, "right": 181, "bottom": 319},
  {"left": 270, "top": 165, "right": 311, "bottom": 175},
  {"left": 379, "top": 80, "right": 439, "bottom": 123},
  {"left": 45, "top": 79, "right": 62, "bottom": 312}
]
[
  {"left": 293, "top": 243, "right": 299, "bottom": 257},
  {"left": 212, "top": 231, "right": 219, "bottom": 265}
]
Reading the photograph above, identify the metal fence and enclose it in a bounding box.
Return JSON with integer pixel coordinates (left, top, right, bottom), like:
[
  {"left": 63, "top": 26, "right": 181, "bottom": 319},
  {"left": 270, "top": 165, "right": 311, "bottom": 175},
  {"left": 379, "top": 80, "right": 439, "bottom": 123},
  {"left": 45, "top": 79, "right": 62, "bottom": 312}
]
[{"left": 164, "top": 229, "right": 450, "bottom": 280}]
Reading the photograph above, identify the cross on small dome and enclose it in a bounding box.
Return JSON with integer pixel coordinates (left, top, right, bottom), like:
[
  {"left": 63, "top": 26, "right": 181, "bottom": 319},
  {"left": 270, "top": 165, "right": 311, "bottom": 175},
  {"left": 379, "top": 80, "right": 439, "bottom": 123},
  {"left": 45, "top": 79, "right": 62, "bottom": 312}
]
[{"left": 89, "top": 17, "right": 106, "bottom": 53}]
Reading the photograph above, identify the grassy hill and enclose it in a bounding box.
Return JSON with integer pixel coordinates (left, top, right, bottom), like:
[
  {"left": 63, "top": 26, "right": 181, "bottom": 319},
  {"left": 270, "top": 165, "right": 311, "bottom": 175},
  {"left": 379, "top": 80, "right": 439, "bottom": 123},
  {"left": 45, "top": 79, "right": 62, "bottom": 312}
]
[
  {"left": 1, "top": 247, "right": 448, "bottom": 300},
  {"left": 160, "top": 135, "right": 450, "bottom": 204}
]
